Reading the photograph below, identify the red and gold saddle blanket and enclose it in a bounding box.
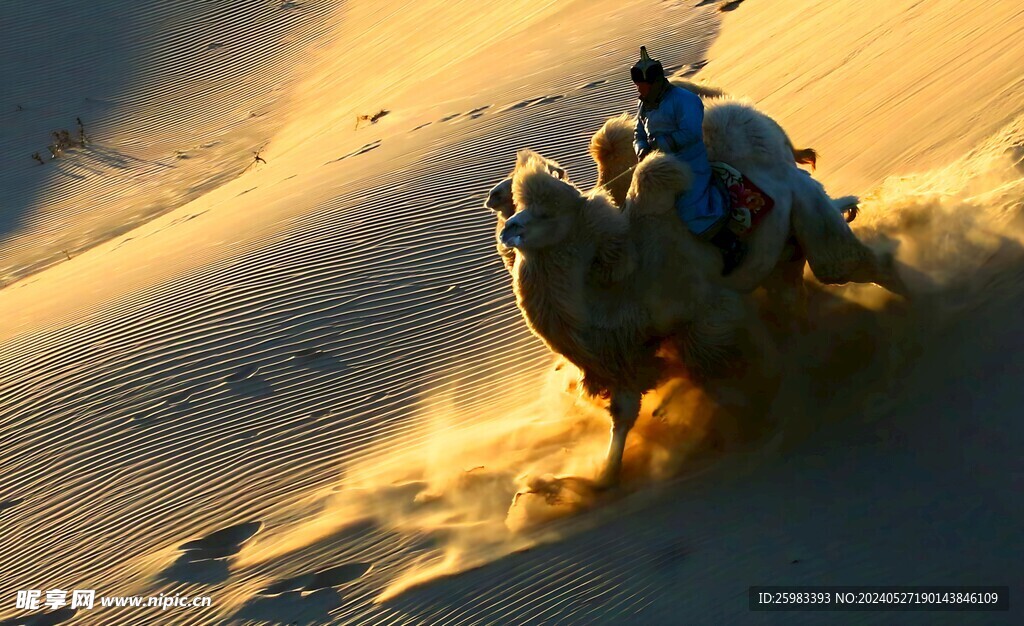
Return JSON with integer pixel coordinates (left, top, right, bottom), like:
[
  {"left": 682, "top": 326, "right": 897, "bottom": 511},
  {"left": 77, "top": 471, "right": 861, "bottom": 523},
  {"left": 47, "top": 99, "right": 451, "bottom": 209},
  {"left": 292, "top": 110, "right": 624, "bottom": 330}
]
[{"left": 711, "top": 162, "right": 775, "bottom": 236}]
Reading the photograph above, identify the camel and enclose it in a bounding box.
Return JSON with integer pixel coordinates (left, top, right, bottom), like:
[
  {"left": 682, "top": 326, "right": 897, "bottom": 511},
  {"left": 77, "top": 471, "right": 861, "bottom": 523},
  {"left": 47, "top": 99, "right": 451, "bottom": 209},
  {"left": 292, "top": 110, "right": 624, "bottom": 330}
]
[
  {"left": 489, "top": 104, "right": 893, "bottom": 327},
  {"left": 501, "top": 149, "right": 754, "bottom": 486}
]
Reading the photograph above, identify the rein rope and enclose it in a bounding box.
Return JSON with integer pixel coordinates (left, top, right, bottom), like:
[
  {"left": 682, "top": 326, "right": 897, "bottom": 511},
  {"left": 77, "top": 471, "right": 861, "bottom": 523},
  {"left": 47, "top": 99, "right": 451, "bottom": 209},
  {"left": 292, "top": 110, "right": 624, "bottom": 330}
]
[{"left": 599, "top": 163, "right": 637, "bottom": 192}]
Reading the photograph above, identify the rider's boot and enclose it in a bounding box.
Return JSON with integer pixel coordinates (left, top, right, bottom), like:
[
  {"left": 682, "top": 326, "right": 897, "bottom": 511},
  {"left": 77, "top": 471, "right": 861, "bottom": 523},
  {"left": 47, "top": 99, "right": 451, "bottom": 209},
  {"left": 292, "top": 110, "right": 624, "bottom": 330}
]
[{"left": 709, "top": 227, "right": 747, "bottom": 276}]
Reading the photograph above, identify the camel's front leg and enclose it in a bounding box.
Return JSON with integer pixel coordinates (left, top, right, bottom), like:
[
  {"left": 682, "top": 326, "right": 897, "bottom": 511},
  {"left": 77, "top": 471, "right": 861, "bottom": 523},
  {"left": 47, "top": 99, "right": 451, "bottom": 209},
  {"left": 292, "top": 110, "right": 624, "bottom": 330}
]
[{"left": 596, "top": 389, "right": 642, "bottom": 488}]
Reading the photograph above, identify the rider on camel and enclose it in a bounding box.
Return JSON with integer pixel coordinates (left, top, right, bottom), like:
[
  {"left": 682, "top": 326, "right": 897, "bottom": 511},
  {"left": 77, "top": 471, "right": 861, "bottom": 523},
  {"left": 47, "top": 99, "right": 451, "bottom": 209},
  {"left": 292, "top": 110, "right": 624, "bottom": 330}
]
[{"left": 631, "top": 46, "right": 747, "bottom": 275}]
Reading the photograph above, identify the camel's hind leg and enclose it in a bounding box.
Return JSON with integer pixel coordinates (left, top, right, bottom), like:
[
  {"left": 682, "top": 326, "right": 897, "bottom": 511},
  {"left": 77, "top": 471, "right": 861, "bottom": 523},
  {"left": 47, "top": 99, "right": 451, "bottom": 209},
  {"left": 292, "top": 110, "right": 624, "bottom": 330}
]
[
  {"left": 790, "top": 175, "right": 910, "bottom": 297},
  {"left": 763, "top": 240, "right": 809, "bottom": 333},
  {"left": 596, "top": 388, "right": 642, "bottom": 487}
]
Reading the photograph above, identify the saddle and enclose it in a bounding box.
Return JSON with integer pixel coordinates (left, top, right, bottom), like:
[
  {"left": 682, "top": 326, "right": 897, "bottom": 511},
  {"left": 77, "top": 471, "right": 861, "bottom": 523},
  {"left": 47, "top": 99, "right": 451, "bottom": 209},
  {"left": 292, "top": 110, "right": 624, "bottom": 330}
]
[{"left": 710, "top": 162, "right": 775, "bottom": 237}]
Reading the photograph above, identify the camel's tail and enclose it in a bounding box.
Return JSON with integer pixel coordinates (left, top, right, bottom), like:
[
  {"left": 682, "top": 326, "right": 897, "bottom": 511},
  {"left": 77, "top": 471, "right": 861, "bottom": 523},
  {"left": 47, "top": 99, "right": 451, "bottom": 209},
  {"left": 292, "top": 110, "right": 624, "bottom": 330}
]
[
  {"left": 670, "top": 78, "right": 727, "bottom": 100},
  {"left": 793, "top": 147, "right": 818, "bottom": 170},
  {"left": 627, "top": 152, "right": 693, "bottom": 216}
]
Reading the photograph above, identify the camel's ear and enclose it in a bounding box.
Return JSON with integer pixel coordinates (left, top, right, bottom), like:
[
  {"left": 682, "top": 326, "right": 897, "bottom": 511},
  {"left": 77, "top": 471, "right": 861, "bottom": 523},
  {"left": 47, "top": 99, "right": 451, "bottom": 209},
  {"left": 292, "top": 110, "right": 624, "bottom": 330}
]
[{"left": 549, "top": 163, "right": 566, "bottom": 180}]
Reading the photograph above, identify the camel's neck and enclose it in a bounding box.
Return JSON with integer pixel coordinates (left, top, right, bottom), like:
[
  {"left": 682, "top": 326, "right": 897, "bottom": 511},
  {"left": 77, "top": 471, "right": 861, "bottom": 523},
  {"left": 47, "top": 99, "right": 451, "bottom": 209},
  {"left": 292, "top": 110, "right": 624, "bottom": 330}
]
[
  {"left": 512, "top": 237, "right": 592, "bottom": 349},
  {"left": 597, "top": 159, "right": 635, "bottom": 208}
]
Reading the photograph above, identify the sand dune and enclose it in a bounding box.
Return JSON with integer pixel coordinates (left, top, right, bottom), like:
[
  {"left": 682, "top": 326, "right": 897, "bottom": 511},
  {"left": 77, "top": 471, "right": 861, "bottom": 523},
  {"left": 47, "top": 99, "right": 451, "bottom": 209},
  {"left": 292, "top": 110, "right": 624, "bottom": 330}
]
[{"left": 1, "top": 0, "right": 1022, "bottom": 624}]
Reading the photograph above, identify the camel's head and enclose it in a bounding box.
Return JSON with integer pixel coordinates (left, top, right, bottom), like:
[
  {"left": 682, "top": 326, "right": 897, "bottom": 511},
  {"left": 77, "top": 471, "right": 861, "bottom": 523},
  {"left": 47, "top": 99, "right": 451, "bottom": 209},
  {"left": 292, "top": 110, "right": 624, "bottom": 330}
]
[
  {"left": 501, "top": 150, "right": 583, "bottom": 250},
  {"left": 485, "top": 178, "right": 516, "bottom": 219},
  {"left": 626, "top": 151, "right": 693, "bottom": 216},
  {"left": 485, "top": 156, "right": 567, "bottom": 219}
]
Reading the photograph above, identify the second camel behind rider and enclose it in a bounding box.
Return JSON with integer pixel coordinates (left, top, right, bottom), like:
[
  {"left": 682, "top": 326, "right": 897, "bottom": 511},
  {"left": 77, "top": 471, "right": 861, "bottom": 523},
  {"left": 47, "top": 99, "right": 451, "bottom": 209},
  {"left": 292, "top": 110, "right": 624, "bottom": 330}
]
[{"left": 631, "top": 46, "right": 746, "bottom": 275}]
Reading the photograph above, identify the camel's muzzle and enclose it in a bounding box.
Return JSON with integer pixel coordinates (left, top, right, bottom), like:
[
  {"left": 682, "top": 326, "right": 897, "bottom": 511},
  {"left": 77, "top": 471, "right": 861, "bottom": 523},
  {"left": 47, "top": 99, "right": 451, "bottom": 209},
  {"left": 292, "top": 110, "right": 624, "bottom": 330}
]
[{"left": 500, "top": 217, "right": 525, "bottom": 248}]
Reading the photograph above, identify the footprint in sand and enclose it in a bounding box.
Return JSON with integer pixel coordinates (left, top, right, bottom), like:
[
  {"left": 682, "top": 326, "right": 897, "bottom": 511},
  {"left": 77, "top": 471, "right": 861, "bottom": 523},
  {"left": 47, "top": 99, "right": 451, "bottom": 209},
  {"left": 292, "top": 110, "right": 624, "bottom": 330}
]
[
  {"left": 350, "top": 140, "right": 381, "bottom": 156},
  {"left": 161, "top": 521, "right": 262, "bottom": 584},
  {"left": 467, "top": 105, "right": 491, "bottom": 119},
  {"left": 327, "top": 140, "right": 382, "bottom": 165},
  {"left": 437, "top": 284, "right": 462, "bottom": 296},
  {"left": 503, "top": 96, "right": 544, "bottom": 111},
  {"left": 719, "top": 0, "right": 746, "bottom": 11},
  {"left": 236, "top": 562, "right": 371, "bottom": 621},
  {"left": 503, "top": 94, "right": 564, "bottom": 112},
  {"left": 178, "top": 521, "right": 263, "bottom": 562},
  {"left": 289, "top": 347, "right": 351, "bottom": 373},
  {"left": 290, "top": 347, "right": 325, "bottom": 365},
  {"left": 580, "top": 79, "right": 607, "bottom": 90},
  {"left": 438, "top": 113, "right": 461, "bottom": 123},
  {"left": 310, "top": 408, "right": 332, "bottom": 420},
  {"left": 165, "top": 387, "right": 199, "bottom": 407},
  {"left": 236, "top": 588, "right": 341, "bottom": 623},
  {"left": 410, "top": 121, "right": 432, "bottom": 132},
  {"left": 225, "top": 364, "right": 260, "bottom": 383},
  {"left": 681, "top": 60, "right": 708, "bottom": 77},
  {"left": 225, "top": 372, "right": 274, "bottom": 399},
  {"left": 257, "top": 562, "right": 372, "bottom": 596},
  {"left": 533, "top": 94, "right": 563, "bottom": 106}
]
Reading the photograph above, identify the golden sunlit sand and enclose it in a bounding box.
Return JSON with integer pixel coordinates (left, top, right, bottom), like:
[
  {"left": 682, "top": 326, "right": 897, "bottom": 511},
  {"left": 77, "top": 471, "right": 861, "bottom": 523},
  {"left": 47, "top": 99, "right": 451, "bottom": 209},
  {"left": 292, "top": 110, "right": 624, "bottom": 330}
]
[{"left": 1, "top": 0, "right": 1022, "bottom": 624}]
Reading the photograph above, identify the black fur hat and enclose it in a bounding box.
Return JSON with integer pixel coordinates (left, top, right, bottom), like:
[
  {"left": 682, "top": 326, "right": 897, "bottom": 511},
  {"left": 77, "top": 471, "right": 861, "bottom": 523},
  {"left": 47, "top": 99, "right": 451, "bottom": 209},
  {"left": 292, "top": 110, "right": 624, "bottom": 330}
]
[{"left": 630, "top": 46, "right": 664, "bottom": 83}]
